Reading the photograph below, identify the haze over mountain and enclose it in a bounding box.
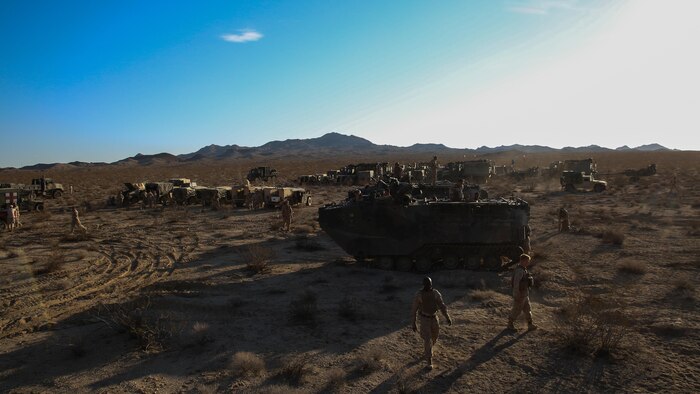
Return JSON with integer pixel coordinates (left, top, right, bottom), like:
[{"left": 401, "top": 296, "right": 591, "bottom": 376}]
[{"left": 5, "top": 132, "right": 673, "bottom": 170}]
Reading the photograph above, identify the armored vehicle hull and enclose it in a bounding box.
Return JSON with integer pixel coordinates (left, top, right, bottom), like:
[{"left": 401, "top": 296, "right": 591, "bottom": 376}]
[{"left": 319, "top": 197, "right": 529, "bottom": 272}]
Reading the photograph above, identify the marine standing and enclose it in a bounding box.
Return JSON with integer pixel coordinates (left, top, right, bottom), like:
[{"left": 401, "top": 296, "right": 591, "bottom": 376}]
[
  {"left": 5, "top": 203, "right": 14, "bottom": 231},
  {"left": 410, "top": 276, "right": 452, "bottom": 369},
  {"left": 281, "top": 199, "right": 293, "bottom": 232},
  {"left": 12, "top": 204, "right": 21, "bottom": 228},
  {"left": 508, "top": 254, "right": 537, "bottom": 331},
  {"left": 70, "top": 207, "right": 87, "bottom": 234}
]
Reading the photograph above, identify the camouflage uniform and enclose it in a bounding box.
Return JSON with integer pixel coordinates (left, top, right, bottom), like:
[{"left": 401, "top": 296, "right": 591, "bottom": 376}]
[
  {"left": 411, "top": 280, "right": 451, "bottom": 368},
  {"left": 508, "top": 255, "right": 536, "bottom": 330},
  {"left": 12, "top": 205, "right": 21, "bottom": 228},
  {"left": 5, "top": 205, "right": 14, "bottom": 231},
  {"left": 71, "top": 207, "right": 87, "bottom": 234},
  {"left": 281, "top": 200, "right": 293, "bottom": 231}
]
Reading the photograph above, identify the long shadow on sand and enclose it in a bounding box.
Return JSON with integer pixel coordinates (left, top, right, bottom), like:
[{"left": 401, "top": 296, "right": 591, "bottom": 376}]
[{"left": 0, "top": 238, "right": 429, "bottom": 392}]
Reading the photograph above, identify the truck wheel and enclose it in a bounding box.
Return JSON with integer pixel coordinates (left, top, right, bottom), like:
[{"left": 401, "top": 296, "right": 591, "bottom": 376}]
[
  {"left": 35, "top": 203, "right": 44, "bottom": 211},
  {"left": 594, "top": 184, "right": 605, "bottom": 193},
  {"left": 565, "top": 184, "right": 576, "bottom": 192},
  {"left": 52, "top": 190, "right": 62, "bottom": 198}
]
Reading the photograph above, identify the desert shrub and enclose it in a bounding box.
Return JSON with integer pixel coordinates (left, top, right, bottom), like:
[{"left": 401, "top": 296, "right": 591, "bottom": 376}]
[
  {"left": 182, "top": 321, "right": 213, "bottom": 347},
  {"left": 97, "top": 298, "right": 174, "bottom": 352},
  {"left": 395, "top": 371, "right": 419, "bottom": 394},
  {"left": 278, "top": 355, "right": 312, "bottom": 386},
  {"left": 33, "top": 245, "right": 66, "bottom": 275},
  {"left": 600, "top": 228, "right": 625, "bottom": 245},
  {"left": 355, "top": 347, "right": 389, "bottom": 374},
  {"left": 617, "top": 260, "right": 647, "bottom": 275},
  {"left": 230, "top": 351, "right": 266, "bottom": 377},
  {"left": 324, "top": 368, "right": 346, "bottom": 392},
  {"left": 244, "top": 244, "right": 273, "bottom": 275},
  {"left": 556, "top": 294, "right": 631, "bottom": 357},
  {"left": 289, "top": 290, "right": 319, "bottom": 326},
  {"left": 470, "top": 289, "right": 499, "bottom": 302},
  {"left": 337, "top": 296, "right": 360, "bottom": 322},
  {"left": 531, "top": 267, "right": 551, "bottom": 289}
]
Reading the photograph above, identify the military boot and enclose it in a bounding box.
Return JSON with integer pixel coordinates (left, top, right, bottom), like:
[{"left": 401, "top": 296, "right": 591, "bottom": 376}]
[
  {"left": 507, "top": 319, "right": 517, "bottom": 331},
  {"left": 528, "top": 321, "right": 538, "bottom": 331}
]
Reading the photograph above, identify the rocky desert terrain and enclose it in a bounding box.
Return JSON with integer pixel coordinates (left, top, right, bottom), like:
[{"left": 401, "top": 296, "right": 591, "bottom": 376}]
[{"left": 0, "top": 150, "right": 698, "bottom": 393}]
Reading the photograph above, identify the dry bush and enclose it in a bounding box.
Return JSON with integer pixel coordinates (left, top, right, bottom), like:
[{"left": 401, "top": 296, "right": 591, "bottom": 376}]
[
  {"left": 324, "top": 368, "right": 347, "bottom": 392},
  {"left": 355, "top": 347, "right": 389, "bottom": 374},
  {"left": 530, "top": 266, "right": 551, "bottom": 289},
  {"left": 33, "top": 245, "right": 66, "bottom": 276},
  {"left": 278, "top": 355, "right": 313, "bottom": 386},
  {"left": 470, "top": 289, "right": 499, "bottom": 302},
  {"left": 556, "top": 294, "right": 631, "bottom": 357},
  {"left": 289, "top": 290, "right": 319, "bottom": 326},
  {"left": 617, "top": 260, "right": 647, "bottom": 275},
  {"left": 243, "top": 244, "right": 274, "bottom": 275},
  {"left": 600, "top": 228, "right": 626, "bottom": 245},
  {"left": 395, "top": 370, "right": 419, "bottom": 394},
  {"left": 97, "top": 298, "right": 174, "bottom": 352},
  {"left": 182, "top": 321, "right": 213, "bottom": 347},
  {"left": 230, "top": 351, "right": 266, "bottom": 377},
  {"left": 337, "top": 296, "right": 361, "bottom": 322}
]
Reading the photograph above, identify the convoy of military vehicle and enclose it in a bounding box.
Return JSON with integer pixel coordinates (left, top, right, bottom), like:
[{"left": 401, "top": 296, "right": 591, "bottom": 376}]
[{"left": 2, "top": 159, "right": 658, "bottom": 272}]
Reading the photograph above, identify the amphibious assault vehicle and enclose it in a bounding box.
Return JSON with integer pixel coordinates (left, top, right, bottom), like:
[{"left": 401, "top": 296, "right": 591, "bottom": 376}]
[{"left": 318, "top": 191, "right": 530, "bottom": 272}]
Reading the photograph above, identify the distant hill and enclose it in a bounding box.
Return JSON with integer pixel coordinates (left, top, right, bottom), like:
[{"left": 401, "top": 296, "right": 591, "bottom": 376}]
[{"left": 8, "top": 132, "right": 673, "bottom": 169}]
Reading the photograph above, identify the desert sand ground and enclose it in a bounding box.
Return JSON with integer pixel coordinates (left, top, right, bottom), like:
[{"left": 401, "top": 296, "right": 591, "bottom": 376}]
[{"left": 0, "top": 151, "right": 698, "bottom": 393}]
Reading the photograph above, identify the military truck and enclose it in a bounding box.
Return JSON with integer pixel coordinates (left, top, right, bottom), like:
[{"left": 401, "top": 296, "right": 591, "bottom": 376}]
[
  {"left": 440, "top": 160, "right": 493, "bottom": 184},
  {"left": 121, "top": 183, "right": 146, "bottom": 205},
  {"left": 319, "top": 187, "right": 529, "bottom": 272},
  {"left": 0, "top": 188, "right": 44, "bottom": 216},
  {"left": 168, "top": 178, "right": 196, "bottom": 187},
  {"left": 145, "top": 182, "right": 174, "bottom": 205},
  {"left": 560, "top": 171, "right": 607, "bottom": 192},
  {"left": 247, "top": 167, "right": 278, "bottom": 182},
  {"left": 196, "top": 186, "right": 232, "bottom": 206},
  {"left": 262, "top": 187, "right": 310, "bottom": 207},
  {"left": 562, "top": 158, "right": 597, "bottom": 175},
  {"left": 24, "top": 178, "right": 64, "bottom": 198}
]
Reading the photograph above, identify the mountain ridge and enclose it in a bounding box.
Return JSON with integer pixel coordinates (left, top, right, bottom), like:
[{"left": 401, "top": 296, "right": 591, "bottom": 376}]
[{"left": 6, "top": 132, "right": 674, "bottom": 170}]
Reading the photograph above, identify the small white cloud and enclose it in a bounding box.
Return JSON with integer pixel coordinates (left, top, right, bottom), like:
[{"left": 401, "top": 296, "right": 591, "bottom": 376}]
[
  {"left": 506, "top": 0, "right": 578, "bottom": 15},
  {"left": 221, "top": 29, "right": 263, "bottom": 43}
]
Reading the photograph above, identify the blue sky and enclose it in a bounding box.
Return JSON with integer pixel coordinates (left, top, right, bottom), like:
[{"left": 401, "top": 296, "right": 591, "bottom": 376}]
[{"left": 1, "top": 0, "right": 698, "bottom": 167}]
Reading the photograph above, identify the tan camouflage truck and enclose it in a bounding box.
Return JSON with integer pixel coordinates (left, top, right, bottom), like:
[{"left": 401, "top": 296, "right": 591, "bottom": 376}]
[
  {"left": 560, "top": 171, "right": 607, "bottom": 193},
  {"left": 26, "top": 177, "right": 64, "bottom": 198}
]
